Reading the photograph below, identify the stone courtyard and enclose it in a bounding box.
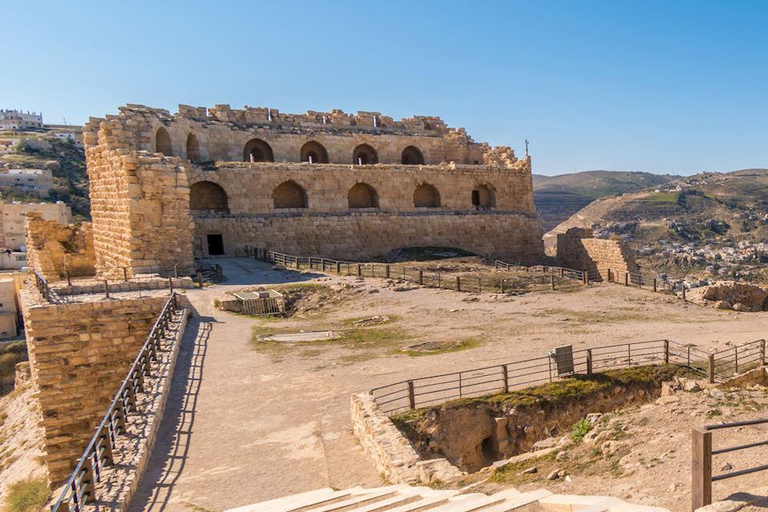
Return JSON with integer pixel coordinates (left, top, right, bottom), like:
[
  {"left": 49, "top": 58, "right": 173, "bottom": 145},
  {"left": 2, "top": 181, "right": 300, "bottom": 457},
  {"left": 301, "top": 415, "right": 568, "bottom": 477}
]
[{"left": 121, "top": 258, "right": 768, "bottom": 512}]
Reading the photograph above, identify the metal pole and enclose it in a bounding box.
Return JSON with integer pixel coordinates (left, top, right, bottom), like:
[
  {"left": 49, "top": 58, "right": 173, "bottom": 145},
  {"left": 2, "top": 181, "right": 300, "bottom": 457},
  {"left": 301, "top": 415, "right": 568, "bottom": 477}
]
[
  {"left": 654, "top": 278, "right": 658, "bottom": 293},
  {"left": 502, "top": 365, "right": 509, "bottom": 393},
  {"left": 456, "top": 276, "right": 461, "bottom": 292},
  {"left": 66, "top": 270, "right": 71, "bottom": 286},
  {"left": 760, "top": 339, "right": 766, "bottom": 367},
  {"left": 664, "top": 340, "right": 670, "bottom": 364},
  {"left": 692, "top": 427, "right": 713, "bottom": 510},
  {"left": 550, "top": 275, "right": 555, "bottom": 290},
  {"left": 123, "top": 267, "right": 128, "bottom": 282},
  {"left": 197, "top": 271, "right": 203, "bottom": 288},
  {"left": 104, "top": 280, "right": 110, "bottom": 299},
  {"left": 418, "top": 270, "right": 423, "bottom": 285},
  {"left": 708, "top": 354, "right": 715, "bottom": 384},
  {"left": 625, "top": 272, "right": 629, "bottom": 286},
  {"left": 586, "top": 349, "right": 593, "bottom": 375},
  {"left": 501, "top": 279, "right": 505, "bottom": 294},
  {"left": 385, "top": 265, "right": 390, "bottom": 278},
  {"left": 169, "top": 277, "right": 174, "bottom": 293},
  {"left": 408, "top": 381, "right": 416, "bottom": 410}
]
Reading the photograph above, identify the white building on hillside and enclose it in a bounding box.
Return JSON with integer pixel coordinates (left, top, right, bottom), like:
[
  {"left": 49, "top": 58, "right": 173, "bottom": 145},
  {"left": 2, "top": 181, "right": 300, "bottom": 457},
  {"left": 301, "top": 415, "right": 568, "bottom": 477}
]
[
  {"left": 0, "top": 168, "right": 54, "bottom": 197},
  {"left": 0, "top": 201, "right": 71, "bottom": 251},
  {"left": 0, "top": 110, "right": 43, "bottom": 131}
]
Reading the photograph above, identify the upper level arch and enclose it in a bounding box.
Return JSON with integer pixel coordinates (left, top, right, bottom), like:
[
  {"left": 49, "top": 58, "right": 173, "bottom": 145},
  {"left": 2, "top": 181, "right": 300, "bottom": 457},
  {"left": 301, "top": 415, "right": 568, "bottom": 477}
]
[
  {"left": 348, "top": 182, "right": 379, "bottom": 209},
  {"left": 300, "top": 141, "right": 329, "bottom": 163},
  {"left": 471, "top": 184, "right": 496, "bottom": 209},
  {"left": 401, "top": 146, "right": 424, "bottom": 165},
  {"left": 186, "top": 133, "right": 201, "bottom": 163},
  {"left": 352, "top": 144, "right": 379, "bottom": 165},
  {"left": 413, "top": 183, "right": 441, "bottom": 208},
  {"left": 272, "top": 180, "right": 308, "bottom": 209},
  {"left": 156, "top": 127, "right": 173, "bottom": 156},
  {"left": 244, "top": 138, "right": 274, "bottom": 162},
  {"left": 190, "top": 181, "right": 229, "bottom": 213}
]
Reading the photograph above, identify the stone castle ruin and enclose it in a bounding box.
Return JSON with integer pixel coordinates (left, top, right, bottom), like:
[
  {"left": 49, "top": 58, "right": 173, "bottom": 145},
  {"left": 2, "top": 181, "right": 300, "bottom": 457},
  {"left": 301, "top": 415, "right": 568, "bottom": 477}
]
[{"left": 78, "top": 104, "right": 544, "bottom": 277}]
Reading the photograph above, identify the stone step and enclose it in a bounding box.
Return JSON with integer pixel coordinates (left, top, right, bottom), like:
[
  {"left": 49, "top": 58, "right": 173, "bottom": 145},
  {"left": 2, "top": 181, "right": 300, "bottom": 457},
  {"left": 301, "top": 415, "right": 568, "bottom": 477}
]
[
  {"left": 303, "top": 488, "right": 409, "bottom": 512},
  {"left": 538, "top": 495, "right": 669, "bottom": 512},
  {"left": 477, "top": 490, "right": 553, "bottom": 512},
  {"left": 226, "top": 487, "right": 357, "bottom": 512},
  {"left": 432, "top": 490, "right": 521, "bottom": 512}
]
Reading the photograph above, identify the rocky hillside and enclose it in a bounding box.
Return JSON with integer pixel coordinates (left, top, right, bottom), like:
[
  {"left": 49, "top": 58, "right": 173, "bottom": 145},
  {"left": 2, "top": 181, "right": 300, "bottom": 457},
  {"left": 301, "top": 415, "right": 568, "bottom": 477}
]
[
  {"left": 547, "top": 169, "right": 768, "bottom": 281},
  {"left": 534, "top": 170, "right": 679, "bottom": 231},
  {"left": 0, "top": 132, "right": 90, "bottom": 220}
]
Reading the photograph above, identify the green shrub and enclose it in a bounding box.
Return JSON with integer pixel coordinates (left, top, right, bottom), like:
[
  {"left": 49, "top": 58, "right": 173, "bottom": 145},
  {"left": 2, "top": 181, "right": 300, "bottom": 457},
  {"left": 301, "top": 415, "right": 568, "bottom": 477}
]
[
  {"left": 4, "top": 478, "right": 49, "bottom": 512},
  {"left": 570, "top": 418, "right": 593, "bottom": 444}
]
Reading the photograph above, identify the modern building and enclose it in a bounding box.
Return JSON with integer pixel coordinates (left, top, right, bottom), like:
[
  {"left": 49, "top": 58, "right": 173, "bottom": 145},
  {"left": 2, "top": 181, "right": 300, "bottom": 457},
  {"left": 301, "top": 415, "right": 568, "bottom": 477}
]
[
  {"left": 0, "top": 110, "right": 43, "bottom": 131},
  {"left": 0, "top": 278, "right": 18, "bottom": 339},
  {"left": 0, "top": 168, "right": 54, "bottom": 197},
  {"left": 0, "top": 201, "right": 71, "bottom": 251}
]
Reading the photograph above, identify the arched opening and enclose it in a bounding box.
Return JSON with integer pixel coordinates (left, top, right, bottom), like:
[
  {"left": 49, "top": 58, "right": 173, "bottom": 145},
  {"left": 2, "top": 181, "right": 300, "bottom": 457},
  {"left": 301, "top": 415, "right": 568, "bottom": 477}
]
[
  {"left": 413, "top": 183, "right": 441, "bottom": 208},
  {"left": 352, "top": 144, "right": 378, "bottom": 165},
  {"left": 244, "top": 138, "right": 274, "bottom": 162},
  {"left": 156, "top": 127, "right": 173, "bottom": 156},
  {"left": 186, "top": 133, "right": 201, "bottom": 163},
  {"left": 273, "top": 180, "right": 308, "bottom": 209},
  {"left": 348, "top": 183, "right": 379, "bottom": 209},
  {"left": 300, "top": 141, "right": 329, "bottom": 163},
  {"left": 471, "top": 184, "right": 496, "bottom": 209},
  {"left": 401, "top": 146, "right": 425, "bottom": 165},
  {"left": 190, "top": 181, "right": 229, "bottom": 213}
]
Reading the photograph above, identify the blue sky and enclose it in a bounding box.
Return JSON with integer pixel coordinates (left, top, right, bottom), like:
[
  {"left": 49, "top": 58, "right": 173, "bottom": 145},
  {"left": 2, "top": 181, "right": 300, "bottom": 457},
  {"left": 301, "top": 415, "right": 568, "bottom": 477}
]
[{"left": 3, "top": 1, "right": 768, "bottom": 175}]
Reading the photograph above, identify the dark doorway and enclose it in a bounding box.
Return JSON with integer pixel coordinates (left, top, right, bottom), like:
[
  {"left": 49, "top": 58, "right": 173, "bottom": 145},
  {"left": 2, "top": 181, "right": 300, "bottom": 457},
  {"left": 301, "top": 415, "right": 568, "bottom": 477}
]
[
  {"left": 471, "top": 190, "right": 480, "bottom": 206},
  {"left": 207, "top": 234, "right": 224, "bottom": 256}
]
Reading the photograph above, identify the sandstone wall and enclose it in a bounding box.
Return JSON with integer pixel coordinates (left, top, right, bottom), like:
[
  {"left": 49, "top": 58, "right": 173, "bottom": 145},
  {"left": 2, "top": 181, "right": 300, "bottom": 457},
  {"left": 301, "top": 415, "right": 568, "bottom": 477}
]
[
  {"left": 24, "top": 214, "right": 95, "bottom": 280},
  {"left": 555, "top": 228, "right": 638, "bottom": 281},
  {"left": 85, "top": 116, "right": 195, "bottom": 277},
  {"left": 194, "top": 212, "right": 544, "bottom": 262},
  {"left": 21, "top": 291, "right": 170, "bottom": 481},
  {"left": 84, "top": 104, "right": 514, "bottom": 167}
]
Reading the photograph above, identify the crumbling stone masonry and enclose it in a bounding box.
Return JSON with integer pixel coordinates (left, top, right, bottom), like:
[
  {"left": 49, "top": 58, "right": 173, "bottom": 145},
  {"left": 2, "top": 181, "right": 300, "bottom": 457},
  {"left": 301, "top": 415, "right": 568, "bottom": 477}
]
[
  {"left": 25, "top": 213, "right": 95, "bottom": 280},
  {"left": 83, "top": 104, "right": 545, "bottom": 273},
  {"left": 21, "top": 290, "right": 169, "bottom": 482},
  {"left": 555, "top": 228, "right": 638, "bottom": 281}
]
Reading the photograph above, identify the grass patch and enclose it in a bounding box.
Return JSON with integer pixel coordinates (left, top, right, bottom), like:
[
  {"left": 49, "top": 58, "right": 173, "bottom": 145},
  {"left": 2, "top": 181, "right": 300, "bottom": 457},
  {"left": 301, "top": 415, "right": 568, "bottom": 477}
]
[
  {"left": 570, "top": 418, "right": 593, "bottom": 444},
  {"left": 400, "top": 338, "right": 481, "bottom": 357},
  {"left": 4, "top": 478, "right": 49, "bottom": 512}
]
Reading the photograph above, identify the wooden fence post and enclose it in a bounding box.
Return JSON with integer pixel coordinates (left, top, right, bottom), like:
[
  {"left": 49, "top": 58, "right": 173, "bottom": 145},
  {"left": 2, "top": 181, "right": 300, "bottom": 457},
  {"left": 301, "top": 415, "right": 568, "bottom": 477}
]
[
  {"left": 692, "top": 427, "right": 713, "bottom": 510},
  {"left": 407, "top": 381, "right": 416, "bottom": 410},
  {"left": 708, "top": 354, "right": 715, "bottom": 384},
  {"left": 502, "top": 365, "right": 509, "bottom": 393},
  {"left": 586, "top": 349, "right": 593, "bottom": 375},
  {"left": 456, "top": 276, "right": 461, "bottom": 292},
  {"left": 664, "top": 340, "right": 670, "bottom": 364}
]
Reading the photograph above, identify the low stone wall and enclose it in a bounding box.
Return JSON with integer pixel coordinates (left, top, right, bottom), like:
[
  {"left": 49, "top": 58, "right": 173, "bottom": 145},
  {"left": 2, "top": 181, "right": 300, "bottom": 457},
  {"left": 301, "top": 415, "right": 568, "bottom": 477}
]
[
  {"left": 195, "top": 211, "right": 544, "bottom": 262},
  {"left": 21, "top": 290, "right": 171, "bottom": 482},
  {"left": 350, "top": 393, "right": 463, "bottom": 484},
  {"left": 55, "top": 277, "right": 195, "bottom": 296},
  {"left": 556, "top": 228, "right": 638, "bottom": 281}
]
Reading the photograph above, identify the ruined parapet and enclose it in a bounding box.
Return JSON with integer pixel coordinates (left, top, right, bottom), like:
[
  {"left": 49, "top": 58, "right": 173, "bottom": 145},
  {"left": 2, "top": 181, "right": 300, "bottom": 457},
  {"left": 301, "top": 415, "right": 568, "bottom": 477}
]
[
  {"left": 555, "top": 227, "right": 638, "bottom": 281},
  {"left": 25, "top": 213, "right": 95, "bottom": 280}
]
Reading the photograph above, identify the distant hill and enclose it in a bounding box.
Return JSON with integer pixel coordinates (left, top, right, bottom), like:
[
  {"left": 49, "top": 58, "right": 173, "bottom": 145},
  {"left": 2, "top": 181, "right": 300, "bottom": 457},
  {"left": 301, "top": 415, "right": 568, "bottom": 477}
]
[{"left": 533, "top": 170, "right": 679, "bottom": 231}]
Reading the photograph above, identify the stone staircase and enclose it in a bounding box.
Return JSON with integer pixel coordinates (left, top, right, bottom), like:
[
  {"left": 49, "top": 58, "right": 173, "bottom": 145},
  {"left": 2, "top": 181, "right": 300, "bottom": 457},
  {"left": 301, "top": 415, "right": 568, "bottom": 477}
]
[{"left": 225, "top": 485, "right": 670, "bottom": 512}]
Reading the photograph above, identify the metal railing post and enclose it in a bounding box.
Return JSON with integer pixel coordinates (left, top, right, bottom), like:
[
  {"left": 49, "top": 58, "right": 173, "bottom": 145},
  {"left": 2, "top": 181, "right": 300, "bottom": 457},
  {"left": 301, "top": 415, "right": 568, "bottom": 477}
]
[
  {"left": 607, "top": 269, "right": 612, "bottom": 283},
  {"left": 683, "top": 286, "right": 687, "bottom": 302},
  {"left": 456, "top": 276, "right": 461, "bottom": 292},
  {"left": 104, "top": 280, "right": 110, "bottom": 299},
  {"left": 692, "top": 427, "right": 713, "bottom": 510},
  {"left": 66, "top": 270, "right": 72, "bottom": 286},
  {"left": 385, "top": 265, "right": 390, "bottom": 279},
  {"left": 653, "top": 278, "right": 658, "bottom": 293},
  {"left": 418, "top": 270, "right": 423, "bottom": 285},
  {"left": 586, "top": 349, "right": 593, "bottom": 375},
  {"left": 550, "top": 275, "right": 555, "bottom": 290},
  {"left": 625, "top": 272, "right": 629, "bottom": 286},
  {"left": 407, "top": 381, "right": 415, "bottom": 410},
  {"left": 501, "top": 279, "right": 505, "bottom": 294},
  {"left": 761, "top": 339, "right": 766, "bottom": 367},
  {"left": 708, "top": 354, "right": 715, "bottom": 384},
  {"left": 197, "top": 271, "right": 203, "bottom": 288},
  {"left": 664, "top": 340, "right": 670, "bottom": 364},
  {"left": 502, "top": 365, "right": 509, "bottom": 393},
  {"left": 123, "top": 267, "right": 128, "bottom": 282},
  {"left": 478, "top": 277, "right": 481, "bottom": 293}
]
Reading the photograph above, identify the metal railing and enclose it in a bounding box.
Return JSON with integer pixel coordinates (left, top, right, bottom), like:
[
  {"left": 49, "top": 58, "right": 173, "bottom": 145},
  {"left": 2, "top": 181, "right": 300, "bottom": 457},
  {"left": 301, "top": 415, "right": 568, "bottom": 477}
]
[
  {"left": 692, "top": 417, "right": 768, "bottom": 509},
  {"left": 370, "top": 339, "right": 767, "bottom": 415},
  {"left": 50, "top": 292, "right": 181, "bottom": 512},
  {"left": 33, "top": 271, "right": 63, "bottom": 304},
  {"left": 249, "top": 248, "right": 587, "bottom": 294}
]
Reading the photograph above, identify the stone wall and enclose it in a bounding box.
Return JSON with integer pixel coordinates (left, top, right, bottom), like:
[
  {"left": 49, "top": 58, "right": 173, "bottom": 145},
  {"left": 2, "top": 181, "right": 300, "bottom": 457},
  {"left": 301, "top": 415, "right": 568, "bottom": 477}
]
[
  {"left": 195, "top": 211, "right": 543, "bottom": 262},
  {"left": 555, "top": 228, "right": 638, "bottom": 281},
  {"left": 21, "top": 290, "right": 170, "bottom": 481},
  {"left": 25, "top": 214, "right": 95, "bottom": 280},
  {"left": 350, "top": 393, "right": 463, "bottom": 485}
]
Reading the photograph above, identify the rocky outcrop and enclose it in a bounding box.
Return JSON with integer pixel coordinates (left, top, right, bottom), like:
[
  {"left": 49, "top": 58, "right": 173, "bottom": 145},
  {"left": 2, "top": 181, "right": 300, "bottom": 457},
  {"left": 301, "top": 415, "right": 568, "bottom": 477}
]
[{"left": 686, "top": 282, "right": 768, "bottom": 312}]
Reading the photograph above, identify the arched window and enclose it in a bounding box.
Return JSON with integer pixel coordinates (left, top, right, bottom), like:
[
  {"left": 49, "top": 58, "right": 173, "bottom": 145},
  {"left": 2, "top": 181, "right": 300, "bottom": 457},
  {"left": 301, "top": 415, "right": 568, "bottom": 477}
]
[
  {"left": 186, "top": 133, "right": 201, "bottom": 163},
  {"left": 244, "top": 138, "right": 274, "bottom": 162},
  {"left": 471, "top": 184, "right": 496, "bottom": 209},
  {"left": 413, "top": 183, "right": 441, "bottom": 208},
  {"left": 348, "top": 183, "right": 379, "bottom": 209},
  {"left": 156, "top": 127, "right": 173, "bottom": 156},
  {"left": 353, "top": 144, "right": 378, "bottom": 165},
  {"left": 190, "top": 181, "right": 229, "bottom": 212},
  {"left": 300, "top": 141, "right": 329, "bottom": 163},
  {"left": 401, "top": 146, "right": 424, "bottom": 165},
  {"left": 272, "top": 180, "right": 308, "bottom": 209}
]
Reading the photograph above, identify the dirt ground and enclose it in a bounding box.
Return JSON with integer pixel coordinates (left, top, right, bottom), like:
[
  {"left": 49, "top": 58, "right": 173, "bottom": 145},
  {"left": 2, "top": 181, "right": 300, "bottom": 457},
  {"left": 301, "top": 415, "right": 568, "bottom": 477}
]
[{"left": 128, "top": 258, "right": 768, "bottom": 512}]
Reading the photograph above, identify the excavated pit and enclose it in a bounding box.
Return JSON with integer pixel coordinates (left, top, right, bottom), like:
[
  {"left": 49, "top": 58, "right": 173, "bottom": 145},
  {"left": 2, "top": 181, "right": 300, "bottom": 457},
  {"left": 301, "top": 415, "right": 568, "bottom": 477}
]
[{"left": 391, "top": 365, "right": 693, "bottom": 473}]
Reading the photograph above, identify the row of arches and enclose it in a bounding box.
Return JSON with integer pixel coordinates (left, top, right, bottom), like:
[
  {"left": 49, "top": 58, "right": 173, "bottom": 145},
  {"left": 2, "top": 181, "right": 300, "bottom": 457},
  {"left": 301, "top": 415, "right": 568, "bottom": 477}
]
[
  {"left": 155, "top": 127, "right": 426, "bottom": 165},
  {"left": 189, "top": 181, "right": 496, "bottom": 212}
]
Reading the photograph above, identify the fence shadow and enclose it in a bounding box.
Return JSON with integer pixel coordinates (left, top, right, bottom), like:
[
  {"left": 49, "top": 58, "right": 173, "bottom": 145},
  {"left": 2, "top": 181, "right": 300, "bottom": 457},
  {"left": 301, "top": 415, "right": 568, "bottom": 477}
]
[{"left": 128, "top": 315, "right": 213, "bottom": 512}]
